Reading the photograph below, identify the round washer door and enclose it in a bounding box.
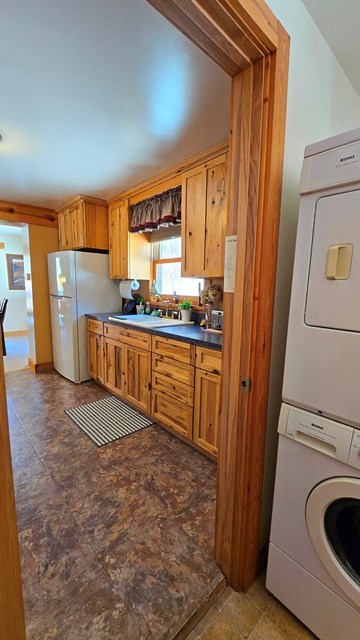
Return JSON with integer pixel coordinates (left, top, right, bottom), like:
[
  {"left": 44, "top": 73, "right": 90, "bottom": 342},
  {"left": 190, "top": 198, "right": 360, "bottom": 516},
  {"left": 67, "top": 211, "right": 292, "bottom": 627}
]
[{"left": 306, "top": 477, "right": 360, "bottom": 610}]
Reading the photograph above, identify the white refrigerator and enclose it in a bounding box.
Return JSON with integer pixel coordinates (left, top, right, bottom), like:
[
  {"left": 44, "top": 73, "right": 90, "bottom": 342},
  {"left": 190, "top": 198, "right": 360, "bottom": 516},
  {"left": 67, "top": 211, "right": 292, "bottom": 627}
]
[{"left": 47, "top": 250, "right": 120, "bottom": 383}]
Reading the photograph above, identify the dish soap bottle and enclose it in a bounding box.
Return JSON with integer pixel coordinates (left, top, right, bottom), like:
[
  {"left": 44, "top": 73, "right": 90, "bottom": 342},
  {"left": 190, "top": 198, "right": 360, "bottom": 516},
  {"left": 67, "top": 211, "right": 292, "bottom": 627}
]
[{"left": 145, "top": 301, "right": 151, "bottom": 315}]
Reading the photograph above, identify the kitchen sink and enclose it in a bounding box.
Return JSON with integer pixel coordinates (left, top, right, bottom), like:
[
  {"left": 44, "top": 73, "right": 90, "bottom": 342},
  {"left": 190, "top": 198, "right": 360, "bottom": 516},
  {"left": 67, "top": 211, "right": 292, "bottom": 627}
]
[{"left": 108, "top": 314, "right": 194, "bottom": 328}]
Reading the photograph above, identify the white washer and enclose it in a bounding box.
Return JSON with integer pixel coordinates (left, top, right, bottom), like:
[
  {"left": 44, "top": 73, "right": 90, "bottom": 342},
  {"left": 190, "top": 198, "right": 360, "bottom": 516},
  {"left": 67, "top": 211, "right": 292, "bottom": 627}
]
[
  {"left": 266, "top": 404, "right": 360, "bottom": 640},
  {"left": 283, "top": 128, "right": 360, "bottom": 428}
]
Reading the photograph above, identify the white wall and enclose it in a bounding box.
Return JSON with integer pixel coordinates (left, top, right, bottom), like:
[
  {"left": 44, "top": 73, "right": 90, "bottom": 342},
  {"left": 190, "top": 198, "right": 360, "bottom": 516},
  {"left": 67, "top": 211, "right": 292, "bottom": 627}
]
[
  {"left": 0, "top": 225, "right": 27, "bottom": 333},
  {"left": 260, "top": 0, "right": 360, "bottom": 539}
]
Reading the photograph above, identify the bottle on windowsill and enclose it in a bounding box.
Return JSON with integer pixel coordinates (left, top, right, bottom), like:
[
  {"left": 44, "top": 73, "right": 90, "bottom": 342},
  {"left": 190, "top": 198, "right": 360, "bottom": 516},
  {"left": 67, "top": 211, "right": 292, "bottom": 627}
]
[
  {"left": 149, "top": 280, "right": 158, "bottom": 302},
  {"left": 145, "top": 301, "right": 151, "bottom": 315}
]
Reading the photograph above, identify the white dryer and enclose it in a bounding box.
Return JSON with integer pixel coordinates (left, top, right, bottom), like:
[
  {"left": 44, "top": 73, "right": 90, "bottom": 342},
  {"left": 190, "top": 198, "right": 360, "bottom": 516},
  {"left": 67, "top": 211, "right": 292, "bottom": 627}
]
[
  {"left": 283, "top": 128, "right": 360, "bottom": 428},
  {"left": 266, "top": 404, "right": 360, "bottom": 640}
]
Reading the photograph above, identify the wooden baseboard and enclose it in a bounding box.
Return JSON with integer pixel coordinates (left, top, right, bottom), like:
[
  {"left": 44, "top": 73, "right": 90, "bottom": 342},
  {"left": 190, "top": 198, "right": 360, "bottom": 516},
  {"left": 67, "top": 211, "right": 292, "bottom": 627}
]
[
  {"left": 4, "top": 330, "right": 28, "bottom": 337},
  {"left": 28, "top": 359, "right": 53, "bottom": 373}
]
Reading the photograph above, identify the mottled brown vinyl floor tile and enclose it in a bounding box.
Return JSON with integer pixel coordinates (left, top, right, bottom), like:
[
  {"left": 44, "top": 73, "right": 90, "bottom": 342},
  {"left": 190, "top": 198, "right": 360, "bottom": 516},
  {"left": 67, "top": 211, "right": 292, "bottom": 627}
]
[{"left": 6, "top": 369, "right": 223, "bottom": 640}]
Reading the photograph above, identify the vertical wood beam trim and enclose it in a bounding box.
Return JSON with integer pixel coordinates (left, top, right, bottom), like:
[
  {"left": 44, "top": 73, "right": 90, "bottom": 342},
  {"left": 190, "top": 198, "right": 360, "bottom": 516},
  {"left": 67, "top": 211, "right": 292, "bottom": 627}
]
[
  {"left": 0, "top": 345, "right": 26, "bottom": 640},
  {"left": 215, "top": 65, "right": 254, "bottom": 572}
]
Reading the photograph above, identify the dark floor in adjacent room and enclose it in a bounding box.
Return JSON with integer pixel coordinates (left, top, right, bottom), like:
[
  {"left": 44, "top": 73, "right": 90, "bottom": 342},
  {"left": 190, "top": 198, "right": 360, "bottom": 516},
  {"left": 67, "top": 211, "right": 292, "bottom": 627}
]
[{"left": 6, "top": 369, "right": 224, "bottom": 640}]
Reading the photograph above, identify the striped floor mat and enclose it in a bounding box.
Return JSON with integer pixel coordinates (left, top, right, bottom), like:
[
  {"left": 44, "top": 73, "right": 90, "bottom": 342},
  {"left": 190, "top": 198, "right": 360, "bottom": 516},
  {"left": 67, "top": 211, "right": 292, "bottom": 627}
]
[{"left": 65, "top": 395, "right": 154, "bottom": 446}]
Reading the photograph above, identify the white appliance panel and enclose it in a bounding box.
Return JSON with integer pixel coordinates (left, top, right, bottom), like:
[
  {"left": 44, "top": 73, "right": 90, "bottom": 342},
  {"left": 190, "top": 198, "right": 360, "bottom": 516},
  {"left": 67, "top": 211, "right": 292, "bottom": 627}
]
[
  {"left": 48, "top": 250, "right": 120, "bottom": 383},
  {"left": 300, "top": 139, "right": 360, "bottom": 194},
  {"left": 267, "top": 404, "right": 360, "bottom": 638},
  {"left": 47, "top": 251, "right": 76, "bottom": 298},
  {"left": 50, "top": 296, "right": 79, "bottom": 382},
  {"left": 305, "top": 190, "right": 360, "bottom": 332},
  {"left": 282, "top": 187, "right": 360, "bottom": 428}
]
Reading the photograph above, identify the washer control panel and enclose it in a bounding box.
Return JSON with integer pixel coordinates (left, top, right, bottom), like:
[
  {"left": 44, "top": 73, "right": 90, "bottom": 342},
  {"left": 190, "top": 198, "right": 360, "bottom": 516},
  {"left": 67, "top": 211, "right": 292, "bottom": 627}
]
[{"left": 279, "top": 403, "right": 360, "bottom": 469}]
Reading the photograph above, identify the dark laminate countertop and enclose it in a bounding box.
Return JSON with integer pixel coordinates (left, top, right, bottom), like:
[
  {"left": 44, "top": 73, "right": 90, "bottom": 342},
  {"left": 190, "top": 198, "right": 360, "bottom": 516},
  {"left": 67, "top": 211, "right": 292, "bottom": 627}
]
[{"left": 86, "top": 312, "right": 222, "bottom": 351}]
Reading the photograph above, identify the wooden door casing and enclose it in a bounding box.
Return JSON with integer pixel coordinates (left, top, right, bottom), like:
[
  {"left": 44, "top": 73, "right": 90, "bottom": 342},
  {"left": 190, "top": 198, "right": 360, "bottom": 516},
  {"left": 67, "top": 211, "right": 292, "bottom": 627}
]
[{"left": 148, "top": 0, "right": 290, "bottom": 590}]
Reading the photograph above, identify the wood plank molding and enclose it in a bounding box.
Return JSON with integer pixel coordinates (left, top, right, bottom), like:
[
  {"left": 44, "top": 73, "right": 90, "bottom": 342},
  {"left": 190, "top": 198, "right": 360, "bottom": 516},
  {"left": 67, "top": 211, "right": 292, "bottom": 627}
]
[
  {"left": 0, "top": 199, "right": 57, "bottom": 228},
  {"left": 0, "top": 343, "right": 26, "bottom": 639},
  {"left": 148, "top": 0, "right": 290, "bottom": 591}
]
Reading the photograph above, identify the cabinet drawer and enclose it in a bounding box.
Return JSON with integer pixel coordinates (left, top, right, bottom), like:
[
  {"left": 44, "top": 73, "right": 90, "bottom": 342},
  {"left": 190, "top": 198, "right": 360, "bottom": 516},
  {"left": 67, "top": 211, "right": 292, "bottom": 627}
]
[
  {"left": 152, "top": 371, "right": 194, "bottom": 406},
  {"left": 151, "top": 353, "right": 194, "bottom": 387},
  {"left": 195, "top": 346, "right": 222, "bottom": 374},
  {"left": 151, "top": 335, "right": 195, "bottom": 364},
  {"left": 87, "top": 319, "right": 104, "bottom": 335},
  {"left": 151, "top": 389, "right": 193, "bottom": 439},
  {"left": 104, "top": 323, "right": 151, "bottom": 350}
]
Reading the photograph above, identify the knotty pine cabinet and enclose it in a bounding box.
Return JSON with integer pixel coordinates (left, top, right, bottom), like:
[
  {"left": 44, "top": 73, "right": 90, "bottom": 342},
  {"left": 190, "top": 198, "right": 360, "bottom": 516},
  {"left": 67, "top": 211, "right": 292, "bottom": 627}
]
[
  {"left": 58, "top": 196, "right": 109, "bottom": 251},
  {"left": 151, "top": 335, "right": 195, "bottom": 440},
  {"left": 181, "top": 154, "right": 227, "bottom": 278},
  {"left": 103, "top": 322, "right": 151, "bottom": 413},
  {"left": 108, "top": 199, "right": 150, "bottom": 280},
  {"left": 87, "top": 320, "right": 104, "bottom": 383},
  {"left": 193, "top": 346, "right": 222, "bottom": 456},
  {"left": 87, "top": 320, "right": 222, "bottom": 457}
]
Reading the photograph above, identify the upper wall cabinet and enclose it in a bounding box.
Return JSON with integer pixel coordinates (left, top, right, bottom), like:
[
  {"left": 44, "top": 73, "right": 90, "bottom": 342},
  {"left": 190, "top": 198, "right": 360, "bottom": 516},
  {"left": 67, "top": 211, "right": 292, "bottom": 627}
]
[
  {"left": 109, "top": 199, "right": 150, "bottom": 280},
  {"left": 181, "top": 154, "right": 227, "bottom": 278},
  {"left": 57, "top": 196, "right": 109, "bottom": 251}
]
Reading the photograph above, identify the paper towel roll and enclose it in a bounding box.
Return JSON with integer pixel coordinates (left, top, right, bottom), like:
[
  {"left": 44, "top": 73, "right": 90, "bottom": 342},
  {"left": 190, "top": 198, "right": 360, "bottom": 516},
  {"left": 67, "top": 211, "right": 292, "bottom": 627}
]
[{"left": 119, "top": 280, "right": 134, "bottom": 299}]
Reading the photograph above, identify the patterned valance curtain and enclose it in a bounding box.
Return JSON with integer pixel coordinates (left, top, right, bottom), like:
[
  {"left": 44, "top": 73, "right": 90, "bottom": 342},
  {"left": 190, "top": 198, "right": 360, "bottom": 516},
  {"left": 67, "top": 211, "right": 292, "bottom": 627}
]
[{"left": 130, "top": 186, "right": 181, "bottom": 233}]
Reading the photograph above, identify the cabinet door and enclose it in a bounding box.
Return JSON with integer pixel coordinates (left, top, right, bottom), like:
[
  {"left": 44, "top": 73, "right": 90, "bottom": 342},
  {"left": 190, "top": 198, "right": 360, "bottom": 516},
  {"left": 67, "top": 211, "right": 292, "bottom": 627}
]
[
  {"left": 123, "top": 345, "right": 151, "bottom": 413},
  {"left": 182, "top": 154, "right": 227, "bottom": 277},
  {"left": 193, "top": 369, "right": 221, "bottom": 456},
  {"left": 87, "top": 332, "right": 103, "bottom": 383},
  {"left": 109, "top": 201, "right": 129, "bottom": 279},
  {"left": 58, "top": 209, "right": 71, "bottom": 250},
  {"left": 151, "top": 389, "right": 193, "bottom": 439},
  {"left": 109, "top": 200, "right": 150, "bottom": 280},
  {"left": 103, "top": 337, "right": 125, "bottom": 396},
  {"left": 71, "top": 204, "right": 86, "bottom": 249}
]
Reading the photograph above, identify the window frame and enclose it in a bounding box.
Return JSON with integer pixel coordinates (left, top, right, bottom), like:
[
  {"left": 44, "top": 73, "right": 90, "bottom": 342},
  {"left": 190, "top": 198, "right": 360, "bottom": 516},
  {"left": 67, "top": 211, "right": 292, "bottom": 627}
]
[{"left": 151, "top": 240, "right": 202, "bottom": 303}]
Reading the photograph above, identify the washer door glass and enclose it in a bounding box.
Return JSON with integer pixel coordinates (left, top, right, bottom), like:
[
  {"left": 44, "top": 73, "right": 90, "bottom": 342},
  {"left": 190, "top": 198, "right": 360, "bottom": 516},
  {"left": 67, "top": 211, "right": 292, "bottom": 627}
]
[
  {"left": 325, "top": 498, "right": 360, "bottom": 586},
  {"left": 306, "top": 477, "right": 360, "bottom": 609}
]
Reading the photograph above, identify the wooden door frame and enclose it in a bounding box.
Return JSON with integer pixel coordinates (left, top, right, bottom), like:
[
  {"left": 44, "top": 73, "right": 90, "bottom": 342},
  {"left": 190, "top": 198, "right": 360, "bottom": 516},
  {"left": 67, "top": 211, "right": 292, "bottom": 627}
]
[{"left": 148, "top": 0, "right": 290, "bottom": 590}]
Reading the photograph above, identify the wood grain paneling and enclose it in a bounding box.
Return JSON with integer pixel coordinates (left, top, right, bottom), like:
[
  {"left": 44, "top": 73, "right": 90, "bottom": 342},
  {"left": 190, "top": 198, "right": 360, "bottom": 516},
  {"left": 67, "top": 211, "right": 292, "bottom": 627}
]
[
  {"left": 148, "top": 0, "right": 290, "bottom": 592},
  {"left": 0, "top": 345, "right": 26, "bottom": 640},
  {"left": 0, "top": 199, "right": 57, "bottom": 227}
]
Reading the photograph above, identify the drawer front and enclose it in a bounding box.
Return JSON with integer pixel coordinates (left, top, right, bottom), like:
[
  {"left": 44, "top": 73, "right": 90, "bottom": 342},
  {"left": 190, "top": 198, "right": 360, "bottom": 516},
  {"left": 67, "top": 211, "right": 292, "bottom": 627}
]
[
  {"left": 104, "top": 323, "right": 151, "bottom": 350},
  {"left": 152, "top": 371, "right": 194, "bottom": 406},
  {"left": 151, "top": 353, "right": 194, "bottom": 387},
  {"left": 151, "top": 335, "right": 195, "bottom": 364},
  {"left": 151, "top": 389, "right": 193, "bottom": 439},
  {"left": 87, "top": 319, "right": 104, "bottom": 335},
  {"left": 195, "top": 346, "right": 222, "bottom": 374}
]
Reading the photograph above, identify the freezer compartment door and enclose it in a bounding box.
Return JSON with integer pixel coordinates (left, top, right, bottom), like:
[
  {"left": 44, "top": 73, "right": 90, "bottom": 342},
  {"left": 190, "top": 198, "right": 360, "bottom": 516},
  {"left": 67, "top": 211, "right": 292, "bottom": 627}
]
[
  {"left": 305, "top": 190, "right": 360, "bottom": 332},
  {"left": 50, "top": 296, "right": 80, "bottom": 383},
  {"left": 48, "top": 251, "right": 76, "bottom": 298}
]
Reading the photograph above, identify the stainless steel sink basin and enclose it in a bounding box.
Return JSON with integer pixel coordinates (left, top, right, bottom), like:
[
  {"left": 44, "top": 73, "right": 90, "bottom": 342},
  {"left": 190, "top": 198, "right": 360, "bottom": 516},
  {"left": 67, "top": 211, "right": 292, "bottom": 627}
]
[{"left": 108, "top": 314, "right": 194, "bottom": 329}]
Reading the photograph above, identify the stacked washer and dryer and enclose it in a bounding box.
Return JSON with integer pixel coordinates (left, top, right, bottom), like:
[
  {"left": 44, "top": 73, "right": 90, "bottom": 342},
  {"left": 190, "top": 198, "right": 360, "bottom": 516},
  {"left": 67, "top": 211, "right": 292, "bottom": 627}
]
[{"left": 266, "top": 129, "right": 360, "bottom": 640}]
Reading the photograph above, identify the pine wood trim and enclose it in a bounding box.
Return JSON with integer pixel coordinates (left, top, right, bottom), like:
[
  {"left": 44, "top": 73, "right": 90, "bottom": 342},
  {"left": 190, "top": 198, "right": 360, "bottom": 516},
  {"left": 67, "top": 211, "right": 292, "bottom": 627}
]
[
  {"left": 147, "top": 0, "right": 278, "bottom": 75},
  {"left": 108, "top": 139, "right": 228, "bottom": 205},
  {"left": 148, "top": 1, "right": 290, "bottom": 593},
  {"left": 27, "top": 358, "right": 53, "bottom": 373},
  {"left": 0, "top": 343, "right": 26, "bottom": 640},
  {"left": 56, "top": 194, "right": 108, "bottom": 212},
  {"left": 0, "top": 199, "right": 57, "bottom": 228}
]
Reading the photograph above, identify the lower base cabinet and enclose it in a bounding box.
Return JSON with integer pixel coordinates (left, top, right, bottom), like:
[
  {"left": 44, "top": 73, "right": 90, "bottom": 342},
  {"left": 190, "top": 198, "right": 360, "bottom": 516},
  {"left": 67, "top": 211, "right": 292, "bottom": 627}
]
[
  {"left": 103, "top": 337, "right": 124, "bottom": 396},
  {"left": 193, "top": 369, "right": 221, "bottom": 456},
  {"left": 87, "top": 320, "right": 104, "bottom": 383},
  {"left": 87, "top": 320, "right": 221, "bottom": 457},
  {"left": 123, "top": 344, "right": 151, "bottom": 413}
]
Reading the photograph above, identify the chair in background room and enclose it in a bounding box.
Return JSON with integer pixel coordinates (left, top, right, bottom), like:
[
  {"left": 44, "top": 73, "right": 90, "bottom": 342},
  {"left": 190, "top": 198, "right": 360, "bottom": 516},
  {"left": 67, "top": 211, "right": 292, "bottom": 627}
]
[{"left": 0, "top": 298, "right": 8, "bottom": 356}]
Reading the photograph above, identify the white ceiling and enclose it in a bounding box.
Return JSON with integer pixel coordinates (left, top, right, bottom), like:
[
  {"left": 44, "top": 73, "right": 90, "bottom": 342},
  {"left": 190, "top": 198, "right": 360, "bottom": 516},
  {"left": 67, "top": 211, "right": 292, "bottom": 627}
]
[
  {"left": 0, "top": 0, "right": 231, "bottom": 209},
  {"left": 2, "top": 1, "right": 359, "bottom": 211},
  {"left": 302, "top": 0, "right": 360, "bottom": 97}
]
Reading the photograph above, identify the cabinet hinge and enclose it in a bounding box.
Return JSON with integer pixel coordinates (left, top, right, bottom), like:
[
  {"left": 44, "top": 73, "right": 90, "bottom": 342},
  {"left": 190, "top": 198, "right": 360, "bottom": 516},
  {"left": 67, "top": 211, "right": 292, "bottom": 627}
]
[{"left": 240, "top": 377, "right": 251, "bottom": 393}]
